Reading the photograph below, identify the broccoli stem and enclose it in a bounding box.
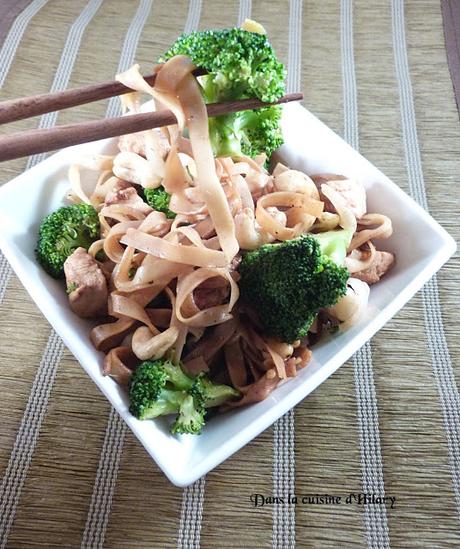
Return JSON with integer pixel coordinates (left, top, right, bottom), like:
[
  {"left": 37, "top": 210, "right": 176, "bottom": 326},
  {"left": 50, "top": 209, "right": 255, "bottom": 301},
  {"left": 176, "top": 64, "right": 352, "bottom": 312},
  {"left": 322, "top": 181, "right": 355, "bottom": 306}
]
[{"left": 138, "top": 389, "right": 186, "bottom": 420}]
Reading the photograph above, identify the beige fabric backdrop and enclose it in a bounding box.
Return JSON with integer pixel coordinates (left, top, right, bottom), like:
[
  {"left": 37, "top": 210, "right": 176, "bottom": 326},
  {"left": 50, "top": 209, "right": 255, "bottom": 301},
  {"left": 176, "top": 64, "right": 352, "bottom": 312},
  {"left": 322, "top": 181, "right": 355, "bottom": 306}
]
[{"left": 0, "top": 1, "right": 459, "bottom": 548}]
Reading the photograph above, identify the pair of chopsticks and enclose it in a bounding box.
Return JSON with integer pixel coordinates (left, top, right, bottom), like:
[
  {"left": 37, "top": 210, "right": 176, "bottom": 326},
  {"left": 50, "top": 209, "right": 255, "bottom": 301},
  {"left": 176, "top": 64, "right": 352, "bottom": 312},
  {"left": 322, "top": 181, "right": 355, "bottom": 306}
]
[{"left": 0, "top": 68, "right": 303, "bottom": 162}]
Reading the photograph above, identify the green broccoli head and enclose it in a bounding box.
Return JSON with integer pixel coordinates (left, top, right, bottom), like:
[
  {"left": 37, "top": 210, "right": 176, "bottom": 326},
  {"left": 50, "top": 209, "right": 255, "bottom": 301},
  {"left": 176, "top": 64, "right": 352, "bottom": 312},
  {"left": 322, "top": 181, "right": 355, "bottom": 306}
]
[
  {"left": 193, "top": 375, "right": 241, "bottom": 408},
  {"left": 129, "top": 361, "right": 173, "bottom": 419},
  {"left": 208, "top": 106, "right": 283, "bottom": 159},
  {"left": 312, "top": 229, "right": 353, "bottom": 266},
  {"left": 143, "top": 186, "right": 176, "bottom": 219},
  {"left": 170, "top": 394, "right": 205, "bottom": 435},
  {"left": 238, "top": 233, "right": 350, "bottom": 343},
  {"left": 129, "top": 359, "right": 239, "bottom": 435},
  {"left": 36, "top": 203, "right": 100, "bottom": 278},
  {"left": 160, "top": 28, "right": 286, "bottom": 158}
]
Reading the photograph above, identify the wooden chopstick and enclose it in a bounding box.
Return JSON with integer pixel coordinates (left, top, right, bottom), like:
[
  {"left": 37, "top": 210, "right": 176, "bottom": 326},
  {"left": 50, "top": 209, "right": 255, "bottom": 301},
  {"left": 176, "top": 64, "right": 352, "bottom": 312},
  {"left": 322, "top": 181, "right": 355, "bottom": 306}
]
[
  {"left": 0, "top": 93, "right": 303, "bottom": 162},
  {"left": 0, "top": 67, "right": 206, "bottom": 125}
]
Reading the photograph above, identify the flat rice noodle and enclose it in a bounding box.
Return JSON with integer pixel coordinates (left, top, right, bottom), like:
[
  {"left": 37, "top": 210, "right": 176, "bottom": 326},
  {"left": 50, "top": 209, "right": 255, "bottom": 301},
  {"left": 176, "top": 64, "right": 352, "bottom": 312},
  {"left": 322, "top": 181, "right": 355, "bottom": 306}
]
[
  {"left": 112, "top": 245, "right": 144, "bottom": 292},
  {"left": 162, "top": 144, "right": 188, "bottom": 194},
  {"left": 90, "top": 317, "right": 135, "bottom": 352},
  {"left": 116, "top": 63, "right": 186, "bottom": 130},
  {"left": 184, "top": 186, "right": 205, "bottom": 204},
  {"left": 68, "top": 155, "right": 114, "bottom": 204},
  {"left": 257, "top": 338, "right": 287, "bottom": 379},
  {"left": 112, "top": 216, "right": 178, "bottom": 291},
  {"left": 265, "top": 339, "right": 294, "bottom": 359},
  {"left": 170, "top": 215, "right": 191, "bottom": 231},
  {"left": 321, "top": 184, "right": 357, "bottom": 234},
  {"left": 165, "top": 282, "right": 188, "bottom": 363},
  {"left": 184, "top": 317, "right": 237, "bottom": 364},
  {"left": 137, "top": 211, "right": 172, "bottom": 239},
  {"left": 110, "top": 293, "right": 160, "bottom": 335},
  {"left": 192, "top": 217, "right": 216, "bottom": 239},
  {"left": 143, "top": 129, "right": 167, "bottom": 180},
  {"left": 120, "top": 90, "right": 142, "bottom": 113},
  {"left": 103, "top": 220, "right": 141, "bottom": 262},
  {"left": 314, "top": 211, "right": 340, "bottom": 232},
  {"left": 145, "top": 308, "right": 172, "bottom": 328},
  {"left": 100, "top": 204, "right": 147, "bottom": 223},
  {"left": 224, "top": 369, "right": 280, "bottom": 408},
  {"left": 203, "top": 236, "right": 221, "bottom": 250},
  {"left": 129, "top": 254, "right": 192, "bottom": 288},
  {"left": 88, "top": 238, "right": 105, "bottom": 259},
  {"left": 234, "top": 154, "right": 267, "bottom": 173},
  {"left": 177, "top": 134, "right": 193, "bottom": 156},
  {"left": 90, "top": 172, "right": 119, "bottom": 208},
  {"left": 103, "top": 346, "right": 138, "bottom": 386},
  {"left": 285, "top": 207, "right": 316, "bottom": 231},
  {"left": 131, "top": 325, "right": 179, "bottom": 360},
  {"left": 235, "top": 174, "right": 255, "bottom": 211},
  {"left": 121, "top": 228, "right": 227, "bottom": 268},
  {"left": 175, "top": 267, "right": 239, "bottom": 327},
  {"left": 163, "top": 145, "right": 207, "bottom": 215},
  {"left": 173, "top": 225, "right": 207, "bottom": 249},
  {"left": 248, "top": 360, "right": 263, "bottom": 383},
  {"left": 240, "top": 326, "right": 286, "bottom": 377},
  {"left": 348, "top": 213, "right": 393, "bottom": 251},
  {"left": 169, "top": 192, "right": 207, "bottom": 216},
  {"left": 256, "top": 191, "right": 323, "bottom": 240},
  {"left": 232, "top": 161, "right": 250, "bottom": 176},
  {"left": 272, "top": 162, "right": 289, "bottom": 177},
  {"left": 182, "top": 355, "right": 209, "bottom": 376},
  {"left": 165, "top": 59, "right": 238, "bottom": 262},
  {"left": 240, "top": 335, "right": 262, "bottom": 365},
  {"left": 224, "top": 338, "right": 248, "bottom": 388},
  {"left": 153, "top": 55, "right": 198, "bottom": 128},
  {"left": 180, "top": 292, "right": 200, "bottom": 318}
]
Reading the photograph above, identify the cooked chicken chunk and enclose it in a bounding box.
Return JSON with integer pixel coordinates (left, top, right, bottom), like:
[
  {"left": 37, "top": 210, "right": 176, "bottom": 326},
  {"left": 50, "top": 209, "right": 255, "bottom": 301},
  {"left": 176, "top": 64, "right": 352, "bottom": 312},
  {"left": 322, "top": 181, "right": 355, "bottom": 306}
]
[
  {"left": 104, "top": 186, "right": 152, "bottom": 215},
  {"left": 118, "top": 128, "right": 170, "bottom": 159},
  {"left": 354, "top": 250, "right": 395, "bottom": 284},
  {"left": 64, "top": 247, "right": 108, "bottom": 318},
  {"left": 312, "top": 174, "right": 366, "bottom": 219}
]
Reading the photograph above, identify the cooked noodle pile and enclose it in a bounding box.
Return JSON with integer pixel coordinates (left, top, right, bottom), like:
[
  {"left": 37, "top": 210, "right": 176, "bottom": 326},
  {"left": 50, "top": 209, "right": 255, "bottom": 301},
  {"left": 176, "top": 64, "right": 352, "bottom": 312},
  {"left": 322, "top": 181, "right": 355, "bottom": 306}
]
[{"left": 66, "top": 57, "right": 394, "bottom": 405}]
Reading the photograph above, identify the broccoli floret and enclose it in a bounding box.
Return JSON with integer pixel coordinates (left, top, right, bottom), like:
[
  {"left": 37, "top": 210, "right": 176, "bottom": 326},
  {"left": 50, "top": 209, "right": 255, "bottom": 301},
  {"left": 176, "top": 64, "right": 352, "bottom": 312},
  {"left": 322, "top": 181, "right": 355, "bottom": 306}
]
[
  {"left": 143, "top": 186, "right": 176, "bottom": 219},
  {"left": 129, "top": 359, "right": 239, "bottom": 435},
  {"left": 193, "top": 375, "right": 241, "bottom": 408},
  {"left": 312, "top": 229, "right": 353, "bottom": 266},
  {"left": 238, "top": 233, "right": 350, "bottom": 343},
  {"left": 160, "top": 27, "right": 286, "bottom": 158},
  {"left": 36, "top": 203, "right": 100, "bottom": 278},
  {"left": 170, "top": 394, "right": 205, "bottom": 435}
]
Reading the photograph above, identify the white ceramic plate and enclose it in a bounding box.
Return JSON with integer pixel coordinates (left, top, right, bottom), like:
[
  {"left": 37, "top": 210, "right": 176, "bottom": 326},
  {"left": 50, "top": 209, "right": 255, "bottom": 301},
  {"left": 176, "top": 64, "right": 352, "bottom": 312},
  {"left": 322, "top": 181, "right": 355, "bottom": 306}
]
[{"left": 0, "top": 103, "right": 455, "bottom": 486}]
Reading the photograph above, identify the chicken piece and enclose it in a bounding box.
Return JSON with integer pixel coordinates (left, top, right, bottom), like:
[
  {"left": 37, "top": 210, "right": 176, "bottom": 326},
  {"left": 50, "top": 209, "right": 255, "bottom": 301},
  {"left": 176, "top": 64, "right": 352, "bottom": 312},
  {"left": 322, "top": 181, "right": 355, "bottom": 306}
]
[
  {"left": 64, "top": 247, "right": 108, "bottom": 318},
  {"left": 354, "top": 250, "right": 395, "bottom": 284},
  {"left": 312, "top": 173, "right": 366, "bottom": 219},
  {"left": 104, "top": 186, "right": 152, "bottom": 215},
  {"left": 273, "top": 169, "right": 319, "bottom": 199},
  {"left": 112, "top": 151, "right": 163, "bottom": 188},
  {"left": 91, "top": 177, "right": 131, "bottom": 208},
  {"left": 118, "top": 128, "right": 170, "bottom": 159}
]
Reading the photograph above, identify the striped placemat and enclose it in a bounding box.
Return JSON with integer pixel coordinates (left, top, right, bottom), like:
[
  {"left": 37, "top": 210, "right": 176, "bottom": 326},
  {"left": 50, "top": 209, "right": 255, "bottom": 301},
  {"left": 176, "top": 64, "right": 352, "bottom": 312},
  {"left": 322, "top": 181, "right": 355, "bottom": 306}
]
[{"left": 0, "top": 1, "right": 459, "bottom": 547}]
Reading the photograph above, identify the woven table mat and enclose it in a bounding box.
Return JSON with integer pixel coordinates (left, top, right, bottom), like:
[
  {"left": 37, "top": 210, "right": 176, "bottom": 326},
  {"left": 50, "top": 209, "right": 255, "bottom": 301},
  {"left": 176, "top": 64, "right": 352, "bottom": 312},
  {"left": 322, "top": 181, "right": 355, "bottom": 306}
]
[{"left": 0, "top": 1, "right": 459, "bottom": 548}]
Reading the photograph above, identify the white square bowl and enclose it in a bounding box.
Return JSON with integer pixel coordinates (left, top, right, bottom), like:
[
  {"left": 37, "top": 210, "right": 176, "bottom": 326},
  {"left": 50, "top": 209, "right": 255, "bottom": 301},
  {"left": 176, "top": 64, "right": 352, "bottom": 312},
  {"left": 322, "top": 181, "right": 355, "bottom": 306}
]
[{"left": 0, "top": 103, "right": 456, "bottom": 486}]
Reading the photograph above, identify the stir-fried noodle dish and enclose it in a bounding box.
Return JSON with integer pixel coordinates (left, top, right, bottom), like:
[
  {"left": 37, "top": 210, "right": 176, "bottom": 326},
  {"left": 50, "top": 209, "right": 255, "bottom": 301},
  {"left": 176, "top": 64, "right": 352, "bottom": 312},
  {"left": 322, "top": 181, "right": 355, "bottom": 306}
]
[{"left": 36, "top": 22, "right": 394, "bottom": 435}]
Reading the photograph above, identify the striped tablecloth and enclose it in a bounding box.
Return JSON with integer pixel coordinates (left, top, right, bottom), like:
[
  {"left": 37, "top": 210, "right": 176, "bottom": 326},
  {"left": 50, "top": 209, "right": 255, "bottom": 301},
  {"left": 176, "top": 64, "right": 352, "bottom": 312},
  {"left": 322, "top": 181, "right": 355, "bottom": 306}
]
[{"left": 0, "top": 1, "right": 459, "bottom": 547}]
